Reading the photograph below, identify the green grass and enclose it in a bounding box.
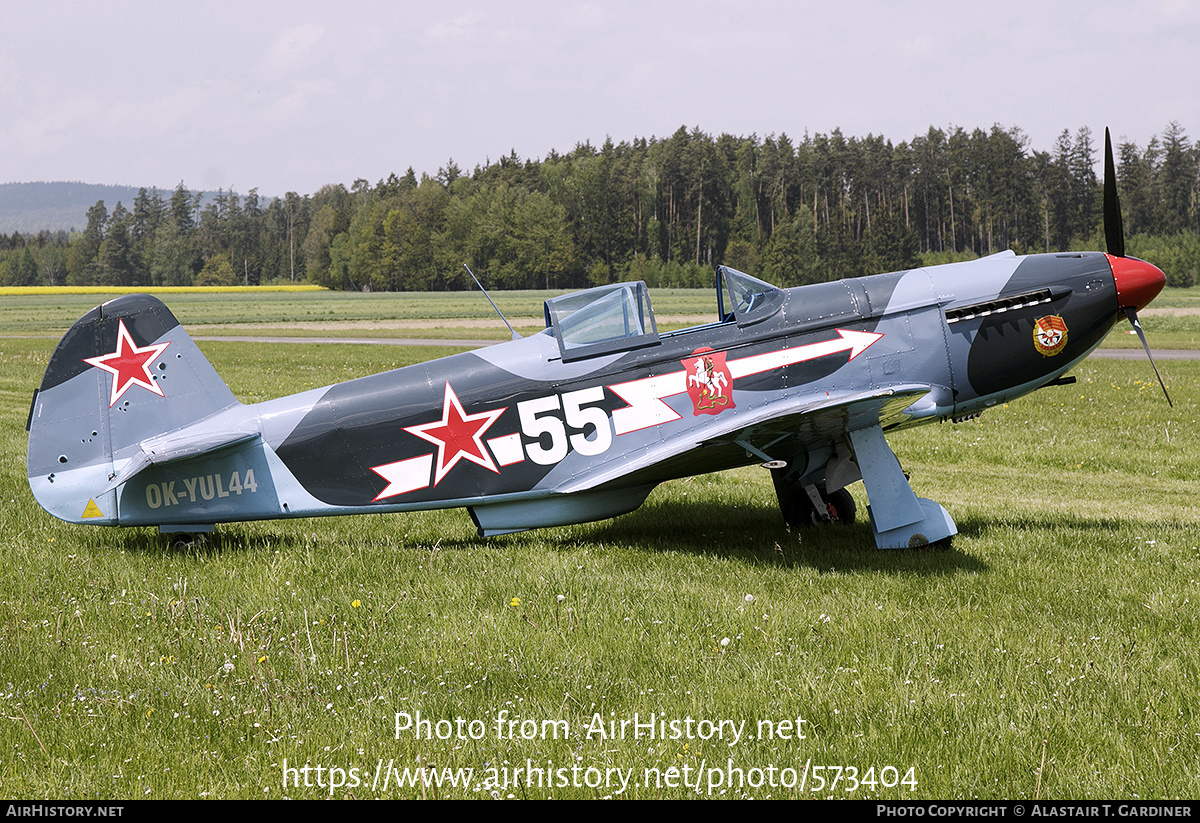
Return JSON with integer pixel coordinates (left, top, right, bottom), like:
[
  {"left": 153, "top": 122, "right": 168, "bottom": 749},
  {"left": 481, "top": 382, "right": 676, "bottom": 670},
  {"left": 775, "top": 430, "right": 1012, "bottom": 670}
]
[
  {"left": 2, "top": 287, "right": 1195, "bottom": 349},
  {"left": 1, "top": 331, "right": 1198, "bottom": 799},
  {"left": 1142, "top": 286, "right": 1200, "bottom": 309},
  {"left": 1092, "top": 314, "right": 1200, "bottom": 350},
  {"left": 0, "top": 289, "right": 721, "bottom": 336}
]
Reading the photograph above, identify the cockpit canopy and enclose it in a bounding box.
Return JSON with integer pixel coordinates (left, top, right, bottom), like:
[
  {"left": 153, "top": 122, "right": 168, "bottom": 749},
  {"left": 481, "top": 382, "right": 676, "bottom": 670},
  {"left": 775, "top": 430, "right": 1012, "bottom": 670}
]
[
  {"left": 544, "top": 281, "right": 660, "bottom": 362},
  {"left": 718, "top": 266, "right": 784, "bottom": 327}
]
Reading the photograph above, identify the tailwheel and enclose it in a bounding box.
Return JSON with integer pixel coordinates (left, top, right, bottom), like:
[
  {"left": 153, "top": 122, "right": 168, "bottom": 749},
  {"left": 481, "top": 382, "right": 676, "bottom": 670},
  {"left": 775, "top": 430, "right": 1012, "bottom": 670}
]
[{"left": 167, "top": 532, "right": 210, "bottom": 550}]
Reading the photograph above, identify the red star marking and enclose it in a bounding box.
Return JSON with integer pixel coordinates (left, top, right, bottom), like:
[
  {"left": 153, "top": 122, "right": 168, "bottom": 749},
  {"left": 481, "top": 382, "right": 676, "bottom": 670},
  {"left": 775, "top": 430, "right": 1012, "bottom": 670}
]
[
  {"left": 404, "top": 383, "right": 506, "bottom": 485},
  {"left": 83, "top": 319, "right": 171, "bottom": 407}
]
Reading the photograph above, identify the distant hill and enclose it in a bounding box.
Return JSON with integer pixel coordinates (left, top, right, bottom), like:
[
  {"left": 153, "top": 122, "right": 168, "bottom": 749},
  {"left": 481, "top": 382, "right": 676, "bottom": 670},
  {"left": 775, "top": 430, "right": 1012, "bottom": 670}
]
[{"left": 0, "top": 181, "right": 234, "bottom": 234}]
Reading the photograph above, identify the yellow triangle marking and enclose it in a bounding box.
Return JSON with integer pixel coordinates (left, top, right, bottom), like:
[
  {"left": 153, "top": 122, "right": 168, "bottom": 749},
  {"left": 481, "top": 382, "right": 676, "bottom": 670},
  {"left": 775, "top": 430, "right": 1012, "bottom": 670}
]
[{"left": 81, "top": 499, "right": 104, "bottom": 519}]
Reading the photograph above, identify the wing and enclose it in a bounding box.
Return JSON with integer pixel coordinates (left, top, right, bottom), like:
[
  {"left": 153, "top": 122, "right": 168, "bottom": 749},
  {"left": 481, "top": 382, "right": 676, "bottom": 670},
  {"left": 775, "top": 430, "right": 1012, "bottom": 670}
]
[{"left": 558, "top": 383, "right": 933, "bottom": 493}]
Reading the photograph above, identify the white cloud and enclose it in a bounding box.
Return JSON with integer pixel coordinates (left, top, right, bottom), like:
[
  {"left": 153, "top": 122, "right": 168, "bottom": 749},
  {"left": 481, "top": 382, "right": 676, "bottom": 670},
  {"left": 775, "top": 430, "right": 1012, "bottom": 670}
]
[
  {"left": 425, "top": 12, "right": 489, "bottom": 41},
  {"left": 264, "top": 23, "right": 326, "bottom": 75}
]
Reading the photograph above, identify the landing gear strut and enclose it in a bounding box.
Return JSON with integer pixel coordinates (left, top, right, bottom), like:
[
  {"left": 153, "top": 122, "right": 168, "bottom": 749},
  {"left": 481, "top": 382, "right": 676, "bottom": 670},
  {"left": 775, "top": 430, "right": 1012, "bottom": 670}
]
[{"left": 769, "top": 424, "right": 957, "bottom": 549}]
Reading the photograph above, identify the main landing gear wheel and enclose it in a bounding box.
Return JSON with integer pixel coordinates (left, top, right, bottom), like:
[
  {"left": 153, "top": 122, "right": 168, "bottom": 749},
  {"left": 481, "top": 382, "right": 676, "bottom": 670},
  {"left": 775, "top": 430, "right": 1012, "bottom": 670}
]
[
  {"left": 821, "top": 487, "right": 856, "bottom": 525},
  {"left": 774, "top": 478, "right": 856, "bottom": 529}
]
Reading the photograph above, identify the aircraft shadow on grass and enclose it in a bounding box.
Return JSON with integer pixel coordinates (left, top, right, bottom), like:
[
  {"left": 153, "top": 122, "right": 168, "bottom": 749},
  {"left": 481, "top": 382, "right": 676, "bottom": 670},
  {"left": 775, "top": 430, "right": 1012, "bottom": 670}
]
[{"left": 80, "top": 495, "right": 1158, "bottom": 581}]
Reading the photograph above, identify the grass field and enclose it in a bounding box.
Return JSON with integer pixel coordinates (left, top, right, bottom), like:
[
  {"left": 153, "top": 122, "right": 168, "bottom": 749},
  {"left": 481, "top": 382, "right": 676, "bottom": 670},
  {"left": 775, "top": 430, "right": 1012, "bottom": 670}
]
[
  {"left": 0, "top": 289, "right": 723, "bottom": 346},
  {"left": 3, "top": 287, "right": 1197, "bottom": 349},
  {"left": 1, "top": 291, "right": 1198, "bottom": 799}
]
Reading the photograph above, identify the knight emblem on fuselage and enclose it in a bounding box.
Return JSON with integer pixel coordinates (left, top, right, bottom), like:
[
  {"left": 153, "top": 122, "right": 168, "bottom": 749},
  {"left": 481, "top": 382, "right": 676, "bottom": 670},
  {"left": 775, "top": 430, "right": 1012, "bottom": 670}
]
[{"left": 683, "top": 347, "right": 735, "bottom": 415}]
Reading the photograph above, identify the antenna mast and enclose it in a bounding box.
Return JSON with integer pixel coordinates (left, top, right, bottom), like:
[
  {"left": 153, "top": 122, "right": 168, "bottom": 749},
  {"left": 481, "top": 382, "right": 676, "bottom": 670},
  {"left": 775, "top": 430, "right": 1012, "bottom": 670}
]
[{"left": 464, "top": 264, "right": 521, "bottom": 340}]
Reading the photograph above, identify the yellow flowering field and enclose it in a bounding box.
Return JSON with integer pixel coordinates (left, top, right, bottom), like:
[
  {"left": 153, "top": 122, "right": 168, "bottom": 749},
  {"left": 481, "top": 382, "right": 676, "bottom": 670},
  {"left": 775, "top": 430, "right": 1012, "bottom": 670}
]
[{"left": 0, "top": 284, "right": 326, "bottom": 295}]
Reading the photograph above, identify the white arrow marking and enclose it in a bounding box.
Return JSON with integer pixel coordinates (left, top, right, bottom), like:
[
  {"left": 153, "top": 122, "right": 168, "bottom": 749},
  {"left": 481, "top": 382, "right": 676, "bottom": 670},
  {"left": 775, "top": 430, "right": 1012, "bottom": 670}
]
[
  {"left": 610, "top": 371, "right": 688, "bottom": 435},
  {"left": 608, "top": 328, "right": 883, "bottom": 435},
  {"left": 370, "top": 454, "right": 433, "bottom": 500},
  {"left": 727, "top": 328, "right": 883, "bottom": 378}
]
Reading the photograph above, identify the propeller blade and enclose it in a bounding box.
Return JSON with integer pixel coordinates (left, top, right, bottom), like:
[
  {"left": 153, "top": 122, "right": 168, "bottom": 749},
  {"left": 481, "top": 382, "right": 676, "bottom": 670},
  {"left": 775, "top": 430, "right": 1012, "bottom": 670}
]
[
  {"left": 1104, "top": 127, "right": 1125, "bottom": 258},
  {"left": 1123, "top": 306, "right": 1172, "bottom": 407}
]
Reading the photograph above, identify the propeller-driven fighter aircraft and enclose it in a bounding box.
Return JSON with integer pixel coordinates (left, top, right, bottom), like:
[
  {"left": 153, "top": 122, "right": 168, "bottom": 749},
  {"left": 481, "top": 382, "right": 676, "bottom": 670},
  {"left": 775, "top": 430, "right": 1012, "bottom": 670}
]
[{"left": 27, "top": 131, "right": 1169, "bottom": 548}]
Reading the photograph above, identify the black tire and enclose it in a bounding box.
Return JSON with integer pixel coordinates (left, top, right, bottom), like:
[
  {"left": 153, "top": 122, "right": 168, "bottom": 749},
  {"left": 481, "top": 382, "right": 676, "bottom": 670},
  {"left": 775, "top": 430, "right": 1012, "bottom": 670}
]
[
  {"left": 774, "top": 477, "right": 855, "bottom": 528},
  {"left": 779, "top": 490, "right": 815, "bottom": 529},
  {"left": 824, "top": 487, "right": 856, "bottom": 524}
]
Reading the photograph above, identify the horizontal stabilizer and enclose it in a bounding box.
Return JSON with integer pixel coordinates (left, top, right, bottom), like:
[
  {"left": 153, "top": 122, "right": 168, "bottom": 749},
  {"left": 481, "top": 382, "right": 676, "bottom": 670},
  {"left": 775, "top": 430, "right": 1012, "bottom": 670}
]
[{"left": 100, "top": 429, "right": 261, "bottom": 494}]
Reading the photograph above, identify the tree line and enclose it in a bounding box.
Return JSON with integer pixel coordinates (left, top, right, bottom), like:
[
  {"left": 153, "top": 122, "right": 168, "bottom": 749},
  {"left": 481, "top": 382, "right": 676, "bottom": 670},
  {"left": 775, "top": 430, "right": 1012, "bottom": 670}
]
[{"left": 3, "top": 123, "right": 1198, "bottom": 291}]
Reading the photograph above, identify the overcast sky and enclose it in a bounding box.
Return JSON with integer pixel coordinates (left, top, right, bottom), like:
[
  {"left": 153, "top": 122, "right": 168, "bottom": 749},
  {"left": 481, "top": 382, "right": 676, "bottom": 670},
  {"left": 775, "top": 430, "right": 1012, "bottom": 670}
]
[{"left": 3, "top": 0, "right": 1196, "bottom": 197}]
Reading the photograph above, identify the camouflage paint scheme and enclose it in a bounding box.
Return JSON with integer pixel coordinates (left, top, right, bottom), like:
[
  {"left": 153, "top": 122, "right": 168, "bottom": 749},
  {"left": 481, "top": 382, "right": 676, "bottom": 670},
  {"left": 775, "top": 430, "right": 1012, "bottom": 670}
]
[{"left": 26, "top": 250, "right": 1164, "bottom": 549}]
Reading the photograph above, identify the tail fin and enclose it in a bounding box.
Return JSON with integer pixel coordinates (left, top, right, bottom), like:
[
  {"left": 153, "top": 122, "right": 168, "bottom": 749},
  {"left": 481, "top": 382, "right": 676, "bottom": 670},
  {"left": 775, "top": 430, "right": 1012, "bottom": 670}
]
[{"left": 27, "top": 294, "right": 240, "bottom": 525}]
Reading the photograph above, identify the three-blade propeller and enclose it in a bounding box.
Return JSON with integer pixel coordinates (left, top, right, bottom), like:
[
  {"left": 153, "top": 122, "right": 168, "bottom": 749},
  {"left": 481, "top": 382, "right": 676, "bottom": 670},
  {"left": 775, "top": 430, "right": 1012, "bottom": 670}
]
[{"left": 1105, "top": 127, "right": 1172, "bottom": 407}]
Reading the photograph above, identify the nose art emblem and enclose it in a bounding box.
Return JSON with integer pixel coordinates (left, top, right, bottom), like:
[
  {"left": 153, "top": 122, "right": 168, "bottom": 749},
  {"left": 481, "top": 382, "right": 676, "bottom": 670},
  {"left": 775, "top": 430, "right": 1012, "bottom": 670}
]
[{"left": 1033, "top": 315, "right": 1068, "bottom": 357}]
